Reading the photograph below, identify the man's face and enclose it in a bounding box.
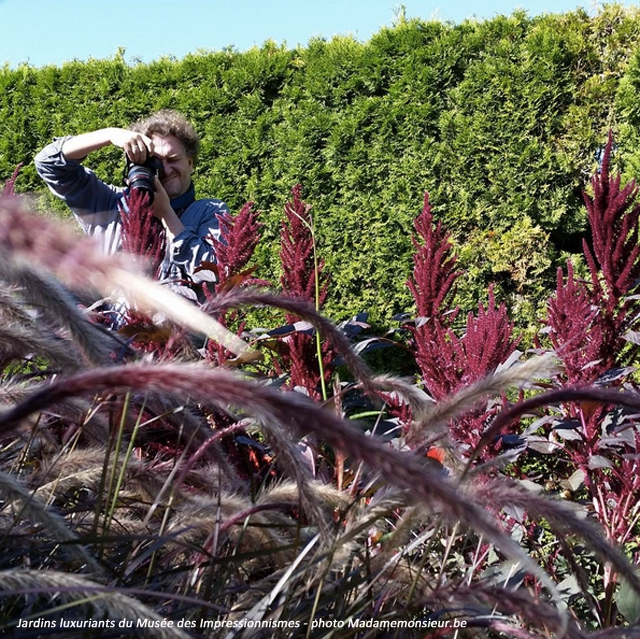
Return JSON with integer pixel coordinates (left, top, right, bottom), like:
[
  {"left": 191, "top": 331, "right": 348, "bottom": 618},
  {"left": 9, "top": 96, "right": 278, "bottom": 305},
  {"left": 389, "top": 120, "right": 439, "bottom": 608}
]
[{"left": 151, "top": 134, "right": 194, "bottom": 199}]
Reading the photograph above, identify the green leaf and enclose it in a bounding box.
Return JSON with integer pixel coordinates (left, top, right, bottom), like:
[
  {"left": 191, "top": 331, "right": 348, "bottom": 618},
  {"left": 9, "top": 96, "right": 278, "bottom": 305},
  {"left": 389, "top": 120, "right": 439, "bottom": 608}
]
[{"left": 617, "top": 576, "right": 640, "bottom": 624}]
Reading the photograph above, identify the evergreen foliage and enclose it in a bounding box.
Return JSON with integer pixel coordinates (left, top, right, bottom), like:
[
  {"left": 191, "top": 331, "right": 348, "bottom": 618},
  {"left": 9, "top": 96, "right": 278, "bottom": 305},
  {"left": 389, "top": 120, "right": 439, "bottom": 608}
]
[{"left": 3, "top": 4, "right": 640, "bottom": 325}]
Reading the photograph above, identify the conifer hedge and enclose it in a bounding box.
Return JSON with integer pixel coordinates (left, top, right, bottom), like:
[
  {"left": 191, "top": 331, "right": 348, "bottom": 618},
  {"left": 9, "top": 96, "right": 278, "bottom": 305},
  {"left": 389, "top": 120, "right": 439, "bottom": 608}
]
[{"left": 3, "top": 4, "right": 640, "bottom": 326}]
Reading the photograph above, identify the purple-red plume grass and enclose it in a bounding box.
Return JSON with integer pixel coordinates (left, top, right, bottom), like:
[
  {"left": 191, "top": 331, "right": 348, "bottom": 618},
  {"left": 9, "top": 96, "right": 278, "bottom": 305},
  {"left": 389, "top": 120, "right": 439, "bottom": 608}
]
[{"left": 2, "top": 362, "right": 640, "bottom": 606}]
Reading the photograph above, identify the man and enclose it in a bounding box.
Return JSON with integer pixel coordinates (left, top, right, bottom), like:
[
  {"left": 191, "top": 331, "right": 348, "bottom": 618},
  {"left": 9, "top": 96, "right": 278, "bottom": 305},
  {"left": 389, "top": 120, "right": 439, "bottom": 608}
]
[{"left": 35, "top": 109, "right": 228, "bottom": 289}]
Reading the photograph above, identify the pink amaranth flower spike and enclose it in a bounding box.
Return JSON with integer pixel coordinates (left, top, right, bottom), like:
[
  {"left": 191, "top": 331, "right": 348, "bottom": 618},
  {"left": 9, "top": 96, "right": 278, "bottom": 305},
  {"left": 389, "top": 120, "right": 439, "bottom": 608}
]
[
  {"left": 407, "top": 192, "right": 460, "bottom": 320},
  {"left": 1, "top": 164, "right": 23, "bottom": 198},
  {"left": 213, "top": 201, "right": 263, "bottom": 280},
  {"left": 119, "top": 188, "right": 166, "bottom": 278},
  {"left": 406, "top": 194, "right": 520, "bottom": 454},
  {"left": 278, "top": 185, "right": 332, "bottom": 400},
  {"left": 204, "top": 202, "right": 265, "bottom": 365}
]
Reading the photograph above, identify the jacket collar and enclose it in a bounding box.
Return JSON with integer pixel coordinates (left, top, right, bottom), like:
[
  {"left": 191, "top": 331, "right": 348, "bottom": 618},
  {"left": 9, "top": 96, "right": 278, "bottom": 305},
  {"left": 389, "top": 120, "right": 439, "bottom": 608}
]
[{"left": 170, "top": 181, "right": 196, "bottom": 214}]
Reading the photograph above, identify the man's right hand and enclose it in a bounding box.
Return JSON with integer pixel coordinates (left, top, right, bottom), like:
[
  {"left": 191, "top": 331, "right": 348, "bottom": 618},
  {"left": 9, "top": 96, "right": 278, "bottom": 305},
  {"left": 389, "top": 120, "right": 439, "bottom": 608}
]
[{"left": 109, "top": 129, "right": 155, "bottom": 164}]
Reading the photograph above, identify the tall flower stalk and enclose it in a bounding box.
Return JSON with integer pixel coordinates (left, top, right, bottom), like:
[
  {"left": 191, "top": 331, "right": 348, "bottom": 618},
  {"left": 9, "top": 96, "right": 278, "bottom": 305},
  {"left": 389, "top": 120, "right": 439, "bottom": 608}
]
[
  {"left": 115, "top": 189, "right": 169, "bottom": 352},
  {"left": 406, "top": 194, "right": 520, "bottom": 454},
  {"left": 539, "top": 133, "right": 640, "bottom": 624},
  {"left": 278, "top": 185, "right": 332, "bottom": 401},
  {"left": 204, "top": 201, "right": 264, "bottom": 366},
  {"left": 1, "top": 164, "right": 23, "bottom": 198},
  {"left": 119, "top": 189, "right": 166, "bottom": 279}
]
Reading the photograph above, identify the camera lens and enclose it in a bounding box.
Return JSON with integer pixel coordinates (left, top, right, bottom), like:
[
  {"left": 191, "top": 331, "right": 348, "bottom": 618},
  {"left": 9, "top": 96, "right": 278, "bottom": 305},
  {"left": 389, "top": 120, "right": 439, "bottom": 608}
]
[
  {"left": 126, "top": 156, "right": 162, "bottom": 203},
  {"left": 127, "top": 165, "right": 156, "bottom": 202}
]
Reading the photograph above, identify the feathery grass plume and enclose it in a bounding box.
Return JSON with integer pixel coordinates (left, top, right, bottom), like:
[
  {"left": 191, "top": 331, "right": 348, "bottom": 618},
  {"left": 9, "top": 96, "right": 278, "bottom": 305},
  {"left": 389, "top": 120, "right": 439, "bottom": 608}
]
[
  {"left": 408, "top": 353, "right": 558, "bottom": 452},
  {"left": 0, "top": 364, "right": 618, "bottom": 613},
  {"left": 203, "top": 287, "right": 378, "bottom": 397},
  {"left": 474, "top": 384, "right": 640, "bottom": 452},
  {"left": 279, "top": 184, "right": 333, "bottom": 400},
  {"left": 254, "top": 479, "right": 348, "bottom": 510},
  {"left": 0, "top": 383, "right": 110, "bottom": 447},
  {"left": 32, "top": 447, "right": 162, "bottom": 503},
  {"left": 0, "top": 286, "right": 34, "bottom": 325},
  {"left": 421, "top": 582, "right": 589, "bottom": 639},
  {"left": 0, "top": 164, "right": 22, "bottom": 198},
  {"left": 0, "top": 264, "right": 116, "bottom": 367},
  {"left": 154, "top": 406, "right": 245, "bottom": 491},
  {"left": 0, "top": 324, "right": 83, "bottom": 372},
  {"left": 254, "top": 417, "right": 332, "bottom": 534},
  {"left": 0, "top": 468, "right": 103, "bottom": 575},
  {"left": 31, "top": 447, "right": 259, "bottom": 578},
  {"left": 2, "top": 367, "right": 329, "bottom": 534},
  {"left": 476, "top": 479, "right": 640, "bottom": 594},
  {"left": 0, "top": 197, "right": 250, "bottom": 357},
  {"left": 119, "top": 188, "right": 166, "bottom": 277},
  {"left": 588, "top": 629, "right": 640, "bottom": 638},
  {"left": 0, "top": 569, "right": 191, "bottom": 638},
  {"left": 366, "top": 373, "right": 435, "bottom": 420},
  {"left": 471, "top": 382, "right": 640, "bottom": 570},
  {"left": 473, "top": 382, "right": 640, "bottom": 600},
  {"left": 166, "top": 491, "right": 300, "bottom": 566},
  {"left": 333, "top": 487, "right": 413, "bottom": 558}
]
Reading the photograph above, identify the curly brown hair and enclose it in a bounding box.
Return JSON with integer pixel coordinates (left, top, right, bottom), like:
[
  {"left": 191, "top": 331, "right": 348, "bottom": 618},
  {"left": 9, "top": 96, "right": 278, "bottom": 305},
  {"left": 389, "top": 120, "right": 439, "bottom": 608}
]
[{"left": 131, "top": 109, "right": 200, "bottom": 164}]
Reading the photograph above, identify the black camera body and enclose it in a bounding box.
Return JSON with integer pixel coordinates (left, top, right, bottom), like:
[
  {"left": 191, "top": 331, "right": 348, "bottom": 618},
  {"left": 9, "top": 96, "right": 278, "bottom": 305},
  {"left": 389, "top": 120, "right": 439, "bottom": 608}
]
[{"left": 126, "top": 156, "right": 163, "bottom": 203}]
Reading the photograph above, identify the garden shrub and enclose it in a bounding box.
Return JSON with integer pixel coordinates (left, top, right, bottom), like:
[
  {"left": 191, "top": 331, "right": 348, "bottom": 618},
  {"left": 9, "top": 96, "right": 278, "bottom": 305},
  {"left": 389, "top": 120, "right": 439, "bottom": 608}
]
[{"left": 3, "top": 5, "right": 640, "bottom": 328}]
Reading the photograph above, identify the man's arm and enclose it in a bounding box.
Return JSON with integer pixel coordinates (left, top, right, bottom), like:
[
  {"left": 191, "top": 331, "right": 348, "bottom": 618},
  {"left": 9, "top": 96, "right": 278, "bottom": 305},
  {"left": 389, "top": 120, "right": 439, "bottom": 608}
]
[{"left": 61, "top": 127, "right": 154, "bottom": 164}]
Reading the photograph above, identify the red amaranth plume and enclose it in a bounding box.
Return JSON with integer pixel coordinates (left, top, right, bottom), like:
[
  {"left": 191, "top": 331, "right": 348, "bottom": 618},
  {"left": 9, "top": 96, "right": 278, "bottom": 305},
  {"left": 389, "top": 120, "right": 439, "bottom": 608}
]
[
  {"left": 407, "top": 192, "right": 460, "bottom": 319},
  {"left": 1, "top": 164, "right": 23, "bottom": 197},
  {"left": 278, "top": 185, "right": 332, "bottom": 399},
  {"left": 537, "top": 135, "right": 640, "bottom": 561},
  {"left": 204, "top": 202, "right": 266, "bottom": 366},
  {"left": 546, "top": 132, "right": 640, "bottom": 384},
  {"left": 408, "top": 195, "right": 519, "bottom": 400},
  {"left": 583, "top": 131, "right": 640, "bottom": 314},
  {"left": 119, "top": 188, "right": 166, "bottom": 278},
  {"left": 546, "top": 260, "right": 608, "bottom": 384},
  {"left": 462, "top": 286, "right": 520, "bottom": 386},
  {"left": 212, "top": 201, "right": 263, "bottom": 280},
  {"left": 407, "top": 196, "right": 520, "bottom": 453},
  {"left": 280, "top": 184, "right": 328, "bottom": 312},
  {"left": 407, "top": 192, "right": 463, "bottom": 400},
  {"left": 117, "top": 188, "right": 170, "bottom": 353}
]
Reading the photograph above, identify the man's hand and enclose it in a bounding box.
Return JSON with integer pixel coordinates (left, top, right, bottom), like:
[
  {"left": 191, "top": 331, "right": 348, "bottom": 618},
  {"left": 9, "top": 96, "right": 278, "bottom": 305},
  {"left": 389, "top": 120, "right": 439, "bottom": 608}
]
[
  {"left": 110, "top": 129, "right": 154, "bottom": 164},
  {"left": 152, "top": 176, "right": 171, "bottom": 218},
  {"left": 152, "top": 176, "right": 185, "bottom": 239}
]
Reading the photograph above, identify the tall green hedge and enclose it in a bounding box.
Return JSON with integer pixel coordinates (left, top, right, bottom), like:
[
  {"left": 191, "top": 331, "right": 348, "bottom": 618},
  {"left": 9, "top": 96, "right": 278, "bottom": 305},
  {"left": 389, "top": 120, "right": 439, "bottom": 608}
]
[{"left": 3, "top": 4, "right": 640, "bottom": 328}]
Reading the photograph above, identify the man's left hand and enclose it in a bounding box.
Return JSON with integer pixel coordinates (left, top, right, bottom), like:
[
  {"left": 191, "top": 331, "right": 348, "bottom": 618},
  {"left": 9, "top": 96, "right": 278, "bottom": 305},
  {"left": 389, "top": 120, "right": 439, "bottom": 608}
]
[
  {"left": 152, "top": 176, "right": 171, "bottom": 219},
  {"left": 152, "top": 176, "right": 185, "bottom": 239}
]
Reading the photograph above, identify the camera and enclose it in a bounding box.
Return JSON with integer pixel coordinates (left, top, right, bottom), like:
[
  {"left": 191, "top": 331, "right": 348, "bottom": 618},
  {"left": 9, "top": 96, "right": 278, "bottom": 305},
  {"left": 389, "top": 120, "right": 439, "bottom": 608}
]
[{"left": 125, "top": 155, "right": 163, "bottom": 203}]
